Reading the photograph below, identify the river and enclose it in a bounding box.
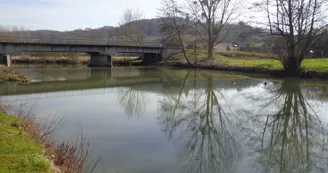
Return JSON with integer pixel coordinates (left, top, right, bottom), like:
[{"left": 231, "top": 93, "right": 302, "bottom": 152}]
[{"left": 1, "top": 65, "right": 328, "bottom": 173}]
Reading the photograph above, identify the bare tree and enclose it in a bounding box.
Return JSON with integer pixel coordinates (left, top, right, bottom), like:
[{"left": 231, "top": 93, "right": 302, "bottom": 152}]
[
  {"left": 118, "top": 8, "right": 146, "bottom": 46},
  {"left": 188, "top": 0, "right": 239, "bottom": 59},
  {"left": 253, "top": 0, "right": 328, "bottom": 75},
  {"left": 158, "top": 0, "right": 193, "bottom": 64}
]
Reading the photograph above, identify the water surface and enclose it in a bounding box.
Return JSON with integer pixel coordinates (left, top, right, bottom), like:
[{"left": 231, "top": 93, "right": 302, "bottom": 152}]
[{"left": 2, "top": 65, "right": 328, "bottom": 173}]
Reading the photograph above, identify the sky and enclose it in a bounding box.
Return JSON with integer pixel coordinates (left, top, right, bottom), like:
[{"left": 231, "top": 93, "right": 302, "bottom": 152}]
[
  {"left": 0, "top": 0, "right": 164, "bottom": 31},
  {"left": 0, "top": 0, "right": 273, "bottom": 31}
]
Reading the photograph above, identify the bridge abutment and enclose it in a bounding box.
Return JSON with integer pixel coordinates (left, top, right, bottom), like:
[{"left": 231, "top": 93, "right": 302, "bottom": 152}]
[
  {"left": 0, "top": 55, "right": 12, "bottom": 67},
  {"left": 88, "top": 54, "right": 112, "bottom": 67}
]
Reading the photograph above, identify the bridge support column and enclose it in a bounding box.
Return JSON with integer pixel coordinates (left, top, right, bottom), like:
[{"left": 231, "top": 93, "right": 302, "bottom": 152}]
[
  {"left": 88, "top": 54, "right": 112, "bottom": 67},
  {"left": 6, "top": 55, "right": 12, "bottom": 67},
  {"left": 142, "top": 53, "right": 162, "bottom": 65},
  {"left": 0, "top": 55, "right": 12, "bottom": 67}
]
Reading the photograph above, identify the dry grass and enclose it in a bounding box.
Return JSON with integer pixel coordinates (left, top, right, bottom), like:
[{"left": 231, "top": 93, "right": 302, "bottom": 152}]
[
  {"left": 112, "top": 56, "right": 139, "bottom": 66},
  {"left": 12, "top": 55, "right": 90, "bottom": 65},
  {"left": 13, "top": 55, "right": 140, "bottom": 66},
  {"left": 0, "top": 65, "right": 30, "bottom": 84},
  {"left": 52, "top": 130, "right": 99, "bottom": 173}
]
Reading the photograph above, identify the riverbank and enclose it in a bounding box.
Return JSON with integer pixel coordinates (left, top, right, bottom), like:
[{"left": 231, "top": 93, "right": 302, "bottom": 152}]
[
  {"left": 0, "top": 110, "right": 54, "bottom": 173},
  {"left": 0, "top": 106, "right": 96, "bottom": 173},
  {"left": 163, "top": 50, "right": 328, "bottom": 79},
  {"left": 0, "top": 65, "right": 30, "bottom": 84}
]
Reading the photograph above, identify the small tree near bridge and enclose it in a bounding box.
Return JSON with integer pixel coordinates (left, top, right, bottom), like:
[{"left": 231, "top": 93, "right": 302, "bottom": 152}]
[{"left": 119, "top": 8, "right": 146, "bottom": 46}]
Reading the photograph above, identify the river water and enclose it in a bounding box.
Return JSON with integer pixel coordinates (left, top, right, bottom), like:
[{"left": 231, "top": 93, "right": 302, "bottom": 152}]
[{"left": 1, "top": 65, "right": 328, "bottom": 173}]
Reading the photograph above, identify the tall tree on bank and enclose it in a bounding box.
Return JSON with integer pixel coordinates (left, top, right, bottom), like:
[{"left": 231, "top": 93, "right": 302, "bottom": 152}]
[
  {"left": 254, "top": 0, "right": 328, "bottom": 75},
  {"left": 119, "top": 8, "right": 146, "bottom": 46},
  {"left": 188, "top": 0, "right": 239, "bottom": 59},
  {"left": 158, "top": 0, "right": 193, "bottom": 64}
]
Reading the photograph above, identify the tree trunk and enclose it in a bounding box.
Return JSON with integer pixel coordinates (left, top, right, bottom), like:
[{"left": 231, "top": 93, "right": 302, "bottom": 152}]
[
  {"left": 285, "top": 56, "right": 300, "bottom": 76},
  {"left": 208, "top": 44, "right": 214, "bottom": 60},
  {"left": 284, "top": 40, "right": 300, "bottom": 76},
  {"left": 207, "top": 16, "right": 213, "bottom": 60}
]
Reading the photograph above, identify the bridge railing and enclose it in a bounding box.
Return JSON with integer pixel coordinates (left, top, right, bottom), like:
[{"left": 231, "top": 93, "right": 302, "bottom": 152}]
[{"left": 0, "top": 36, "right": 163, "bottom": 48}]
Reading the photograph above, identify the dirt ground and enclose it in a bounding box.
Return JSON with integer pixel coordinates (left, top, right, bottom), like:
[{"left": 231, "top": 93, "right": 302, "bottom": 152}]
[{"left": 0, "top": 65, "right": 9, "bottom": 72}]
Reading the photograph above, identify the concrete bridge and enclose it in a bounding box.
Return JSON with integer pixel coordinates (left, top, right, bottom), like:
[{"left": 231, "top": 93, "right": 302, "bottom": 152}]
[{"left": 0, "top": 36, "right": 164, "bottom": 67}]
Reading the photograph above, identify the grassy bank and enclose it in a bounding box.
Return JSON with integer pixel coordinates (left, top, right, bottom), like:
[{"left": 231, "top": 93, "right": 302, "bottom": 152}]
[
  {"left": 165, "top": 50, "right": 328, "bottom": 78},
  {"left": 0, "top": 106, "right": 98, "bottom": 173},
  {"left": 0, "top": 65, "right": 30, "bottom": 84},
  {"left": 0, "top": 111, "right": 53, "bottom": 173}
]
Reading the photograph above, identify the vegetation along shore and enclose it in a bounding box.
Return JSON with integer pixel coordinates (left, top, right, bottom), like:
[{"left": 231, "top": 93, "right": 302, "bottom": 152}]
[
  {"left": 0, "top": 65, "right": 30, "bottom": 84},
  {"left": 162, "top": 50, "right": 328, "bottom": 79},
  {"left": 0, "top": 105, "right": 97, "bottom": 173}
]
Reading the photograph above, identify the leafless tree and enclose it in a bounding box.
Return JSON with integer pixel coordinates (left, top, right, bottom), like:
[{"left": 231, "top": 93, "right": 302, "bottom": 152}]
[
  {"left": 188, "top": 0, "right": 240, "bottom": 59},
  {"left": 118, "top": 8, "right": 146, "bottom": 46},
  {"left": 158, "top": 0, "right": 194, "bottom": 64},
  {"left": 253, "top": 0, "right": 328, "bottom": 75},
  {"left": 0, "top": 25, "right": 30, "bottom": 42}
]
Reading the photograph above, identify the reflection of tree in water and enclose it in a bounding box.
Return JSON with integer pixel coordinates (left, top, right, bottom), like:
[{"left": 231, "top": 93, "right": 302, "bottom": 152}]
[
  {"left": 158, "top": 71, "right": 240, "bottom": 173},
  {"left": 244, "top": 79, "right": 328, "bottom": 173},
  {"left": 117, "top": 88, "right": 147, "bottom": 117}
]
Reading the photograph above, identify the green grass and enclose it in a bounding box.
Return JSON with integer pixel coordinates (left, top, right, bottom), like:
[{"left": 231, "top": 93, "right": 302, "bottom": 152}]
[
  {"left": 0, "top": 111, "right": 52, "bottom": 173},
  {"left": 217, "top": 55, "right": 284, "bottom": 70},
  {"left": 301, "top": 59, "right": 328, "bottom": 73},
  {"left": 218, "top": 51, "right": 274, "bottom": 59},
  {"left": 170, "top": 50, "right": 328, "bottom": 73}
]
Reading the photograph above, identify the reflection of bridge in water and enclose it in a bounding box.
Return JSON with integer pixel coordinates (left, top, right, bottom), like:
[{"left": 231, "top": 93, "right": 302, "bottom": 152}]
[
  {"left": 0, "top": 70, "right": 166, "bottom": 100},
  {"left": 0, "top": 68, "right": 266, "bottom": 101},
  {"left": 3, "top": 89, "right": 118, "bottom": 101}
]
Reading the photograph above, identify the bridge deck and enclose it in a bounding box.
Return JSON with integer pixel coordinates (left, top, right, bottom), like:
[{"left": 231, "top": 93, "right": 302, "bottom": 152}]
[{"left": 0, "top": 36, "right": 162, "bottom": 48}]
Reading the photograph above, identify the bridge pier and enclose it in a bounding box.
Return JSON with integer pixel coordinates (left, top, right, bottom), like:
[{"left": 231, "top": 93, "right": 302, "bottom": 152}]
[
  {"left": 88, "top": 54, "right": 112, "bottom": 67},
  {"left": 0, "top": 55, "right": 12, "bottom": 67},
  {"left": 142, "top": 53, "right": 162, "bottom": 65}
]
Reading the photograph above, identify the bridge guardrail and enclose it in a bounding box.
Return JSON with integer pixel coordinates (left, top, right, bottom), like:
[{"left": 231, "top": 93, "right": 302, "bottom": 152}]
[{"left": 0, "top": 36, "right": 163, "bottom": 48}]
